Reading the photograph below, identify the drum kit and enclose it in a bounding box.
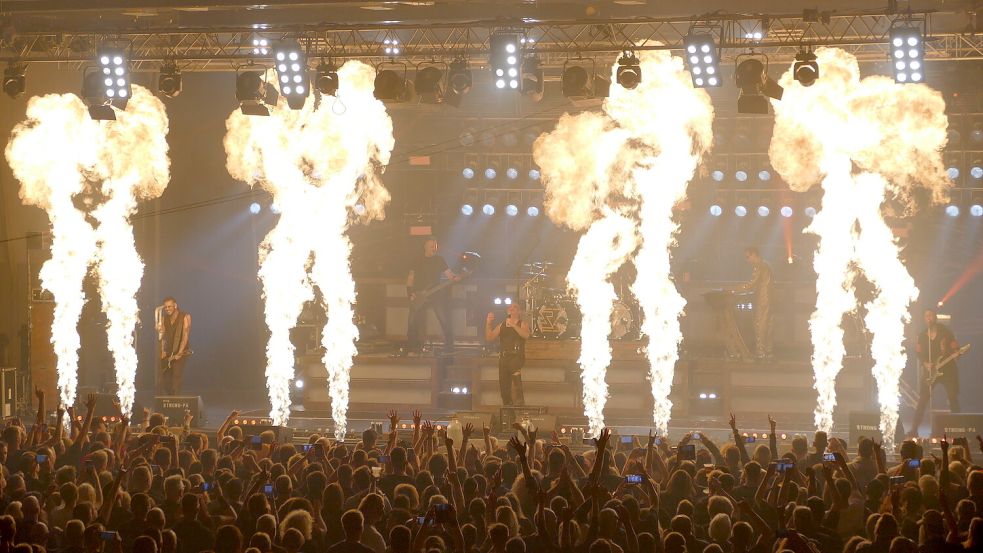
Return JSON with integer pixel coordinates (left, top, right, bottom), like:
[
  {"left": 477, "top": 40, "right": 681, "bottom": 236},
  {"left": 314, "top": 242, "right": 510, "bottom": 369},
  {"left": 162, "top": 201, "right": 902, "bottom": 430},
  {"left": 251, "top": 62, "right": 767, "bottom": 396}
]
[{"left": 521, "top": 261, "right": 639, "bottom": 340}]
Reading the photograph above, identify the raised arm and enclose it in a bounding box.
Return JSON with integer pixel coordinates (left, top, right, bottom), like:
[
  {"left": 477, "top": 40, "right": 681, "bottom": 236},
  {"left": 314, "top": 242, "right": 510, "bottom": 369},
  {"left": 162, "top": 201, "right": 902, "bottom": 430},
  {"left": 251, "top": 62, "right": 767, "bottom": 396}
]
[
  {"left": 768, "top": 414, "right": 779, "bottom": 460},
  {"left": 730, "top": 413, "right": 751, "bottom": 465},
  {"left": 485, "top": 313, "right": 502, "bottom": 342}
]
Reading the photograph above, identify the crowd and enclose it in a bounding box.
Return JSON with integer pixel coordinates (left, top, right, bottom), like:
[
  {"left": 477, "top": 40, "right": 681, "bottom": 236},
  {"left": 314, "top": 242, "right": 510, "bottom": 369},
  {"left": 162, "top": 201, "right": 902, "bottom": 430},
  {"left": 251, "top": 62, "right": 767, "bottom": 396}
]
[{"left": 0, "top": 391, "right": 981, "bottom": 553}]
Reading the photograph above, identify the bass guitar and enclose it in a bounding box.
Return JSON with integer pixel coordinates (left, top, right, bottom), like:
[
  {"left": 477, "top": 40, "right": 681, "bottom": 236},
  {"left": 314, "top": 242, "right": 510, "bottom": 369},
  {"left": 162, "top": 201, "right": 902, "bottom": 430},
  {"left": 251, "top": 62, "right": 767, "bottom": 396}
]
[
  {"left": 924, "top": 343, "right": 970, "bottom": 386},
  {"left": 165, "top": 349, "right": 194, "bottom": 370},
  {"left": 410, "top": 268, "right": 473, "bottom": 310}
]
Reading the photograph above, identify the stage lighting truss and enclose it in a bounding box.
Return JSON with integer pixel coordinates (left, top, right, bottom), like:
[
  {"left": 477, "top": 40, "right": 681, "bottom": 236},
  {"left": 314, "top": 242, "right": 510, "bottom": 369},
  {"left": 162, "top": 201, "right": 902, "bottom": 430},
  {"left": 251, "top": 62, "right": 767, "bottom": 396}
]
[
  {"left": 616, "top": 51, "right": 642, "bottom": 90},
  {"left": 315, "top": 60, "right": 339, "bottom": 96},
  {"left": 414, "top": 62, "right": 444, "bottom": 104},
  {"left": 520, "top": 56, "right": 544, "bottom": 102},
  {"left": 792, "top": 49, "right": 819, "bottom": 87},
  {"left": 890, "top": 24, "right": 925, "bottom": 83},
  {"left": 273, "top": 41, "right": 310, "bottom": 109},
  {"left": 374, "top": 61, "right": 412, "bottom": 102},
  {"left": 3, "top": 63, "right": 26, "bottom": 99},
  {"left": 683, "top": 33, "right": 721, "bottom": 88},
  {"left": 236, "top": 69, "right": 278, "bottom": 116},
  {"left": 735, "top": 53, "right": 783, "bottom": 114},
  {"left": 158, "top": 60, "right": 182, "bottom": 98},
  {"left": 741, "top": 17, "right": 770, "bottom": 41},
  {"left": 490, "top": 32, "right": 522, "bottom": 90}
]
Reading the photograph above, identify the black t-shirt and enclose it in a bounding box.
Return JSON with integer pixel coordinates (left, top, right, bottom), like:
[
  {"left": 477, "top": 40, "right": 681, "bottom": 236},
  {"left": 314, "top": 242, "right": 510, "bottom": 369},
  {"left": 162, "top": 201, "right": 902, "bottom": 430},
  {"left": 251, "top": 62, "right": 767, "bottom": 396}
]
[
  {"left": 326, "top": 541, "right": 375, "bottom": 553},
  {"left": 412, "top": 255, "right": 448, "bottom": 292}
]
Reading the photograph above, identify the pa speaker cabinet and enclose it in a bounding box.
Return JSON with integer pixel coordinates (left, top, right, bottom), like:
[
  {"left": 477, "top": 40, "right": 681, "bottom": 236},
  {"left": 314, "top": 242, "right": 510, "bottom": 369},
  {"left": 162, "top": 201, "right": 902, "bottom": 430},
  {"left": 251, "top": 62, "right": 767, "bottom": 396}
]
[
  {"left": 455, "top": 411, "right": 493, "bottom": 431},
  {"left": 155, "top": 396, "right": 204, "bottom": 427},
  {"left": 932, "top": 412, "right": 983, "bottom": 439},
  {"left": 849, "top": 411, "right": 904, "bottom": 445}
]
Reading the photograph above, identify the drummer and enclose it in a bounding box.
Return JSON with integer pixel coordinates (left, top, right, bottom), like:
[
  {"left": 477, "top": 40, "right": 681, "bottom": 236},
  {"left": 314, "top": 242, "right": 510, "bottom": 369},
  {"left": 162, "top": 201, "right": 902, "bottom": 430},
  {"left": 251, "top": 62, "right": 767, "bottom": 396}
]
[{"left": 485, "top": 304, "right": 531, "bottom": 406}]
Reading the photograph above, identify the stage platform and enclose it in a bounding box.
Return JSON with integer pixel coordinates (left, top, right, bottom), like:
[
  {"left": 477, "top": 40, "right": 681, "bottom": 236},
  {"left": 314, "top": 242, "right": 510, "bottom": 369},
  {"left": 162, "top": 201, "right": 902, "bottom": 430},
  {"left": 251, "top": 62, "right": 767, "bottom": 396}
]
[{"left": 293, "top": 339, "right": 878, "bottom": 434}]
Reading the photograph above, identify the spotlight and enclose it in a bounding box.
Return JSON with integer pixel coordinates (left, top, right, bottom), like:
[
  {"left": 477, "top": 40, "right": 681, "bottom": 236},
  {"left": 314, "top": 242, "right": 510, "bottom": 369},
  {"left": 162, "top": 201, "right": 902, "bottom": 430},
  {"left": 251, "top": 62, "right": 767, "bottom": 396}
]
[
  {"left": 804, "top": 206, "right": 817, "bottom": 217},
  {"left": 353, "top": 204, "right": 366, "bottom": 216},
  {"left": 374, "top": 67, "right": 410, "bottom": 102},
  {"left": 504, "top": 297, "right": 512, "bottom": 305},
  {"left": 711, "top": 170, "right": 725, "bottom": 182},
  {"left": 735, "top": 169, "right": 749, "bottom": 182},
  {"left": 91, "top": 46, "right": 131, "bottom": 115},
  {"left": 506, "top": 167, "right": 519, "bottom": 180},
  {"left": 382, "top": 38, "right": 400, "bottom": 56},
  {"left": 414, "top": 64, "right": 444, "bottom": 104},
  {"left": 249, "top": 202, "right": 262, "bottom": 214},
  {"left": 945, "top": 204, "right": 960, "bottom": 217},
  {"left": 709, "top": 204, "right": 722, "bottom": 217},
  {"left": 493, "top": 297, "right": 503, "bottom": 305},
  {"left": 273, "top": 41, "right": 309, "bottom": 109},
  {"left": 616, "top": 51, "right": 641, "bottom": 90},
  {"left": 446, "top": 57, "right": 472, "bottom": 106},
  {"left": 462, "top": 166, "right": 475, "bottom": 180},
  {"left": 528, "top": 168, "right": 541, "bottom": 181},
  {"left": 735, "top": 205, "right": 748, "bottom": 217},
  {"left": 970, "top": 204, "right": 983, "bottom": 217},
  {"left": 461, "top": 204, "right": 474, "bottom": 215},
  {"left": 484, "top": 167, "right": 497, "bottom": 180},
  {"left": 3, "top": 63, "right": 26, "bottom": 99},
  {"left": 780, "top": 206, "right": 793, "bottom": 217},
  {"left": 735, "top": 56, "right": 783, "bottom": 114},
  {"left": 482, "top": 204, "right": 496, "bottom": 215},
  {"left": 520, "top": 56, "right": 544, "bottom": 102},
  {"left": 236, "top": 71, "right": 276, "bottom": 116},
  {"left": 294, "top": 379, "right": 304, "bottom": 389},
  {"left": 683, "top": 34, "right": 721, "bottom": 88},
  {"left": 758, "top": 169, "right": 772, "bottom": 182},
  {"left": 490, "top": 32, "right": 521, "bottom": 91},
  {"left": 562, "top": 58, "right": 608, "bottom": 99},
  {"left": 505, "top": 204, "right": 518, "bottom": 216},
  {"left": 971, "top": 161, "right": 983, "bottom": 180},
  {"left": 251, "top": 36, "right": 270, "bottom": 56},
  {"left": 157, "top": 61, "right": 182, "bottom": 98},
  {"left": 890, "top": 26, "right": 924, "bottom": 83},
  {"left": 793, "top": 50, "right": 819, "bottom": 87},
  {"left": 946, "top": 167, "right": 960, "bottom": 180},
  {"left": 270, "top": 203, "right": 282, "bottom": 214},
  {"left": 315, "top": 61, "right": 339, "bottom": 96},
  {"left": 972, "top": 123, "right": 983, "bottom": 143},
  {"left": 757, "top": 205, "right": 771, "bottom": 217},
  {"left": 527, "top": 206, "right": 540, "bottom": 217}
]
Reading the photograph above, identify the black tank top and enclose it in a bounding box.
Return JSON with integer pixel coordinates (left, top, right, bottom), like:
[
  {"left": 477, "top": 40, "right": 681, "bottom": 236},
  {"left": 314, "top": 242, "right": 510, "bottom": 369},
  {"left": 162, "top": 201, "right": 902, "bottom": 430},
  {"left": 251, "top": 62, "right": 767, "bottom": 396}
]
[
  {"left": 162, "top": 309, "right": 189, "bottom": 356},
  {"left": 500, "top": 322, "right": 525, "bottom": 356}
]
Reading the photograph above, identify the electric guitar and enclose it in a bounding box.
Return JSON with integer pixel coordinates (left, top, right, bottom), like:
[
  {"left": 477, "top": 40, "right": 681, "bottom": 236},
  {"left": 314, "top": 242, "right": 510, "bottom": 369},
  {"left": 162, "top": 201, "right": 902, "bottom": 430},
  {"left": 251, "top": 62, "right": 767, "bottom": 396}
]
[
  {"left": 924, "top": 343, "right": 970, "bottom": 386},
  {"left": 410, "top": 268, "right": 473, "bottom": 310},
  {"left": 165, "top": 349, "right": 194, "bottom": 370}
]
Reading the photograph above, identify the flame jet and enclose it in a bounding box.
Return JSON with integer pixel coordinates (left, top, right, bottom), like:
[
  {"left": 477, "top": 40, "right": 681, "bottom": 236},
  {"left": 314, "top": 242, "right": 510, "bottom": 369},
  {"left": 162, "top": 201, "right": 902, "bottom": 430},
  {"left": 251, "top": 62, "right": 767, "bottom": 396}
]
[
  {"left": 5, "top": 86, "right": 170, "bottom": 416},
  {"left": 224, "top": 62, "right": 393, "bottom": 438},
  {"left": 769, "top": 48, "right": 948, "bottom": 447},
  {"left": 534, "top": 50, "right": 713, "bottom": 436}
]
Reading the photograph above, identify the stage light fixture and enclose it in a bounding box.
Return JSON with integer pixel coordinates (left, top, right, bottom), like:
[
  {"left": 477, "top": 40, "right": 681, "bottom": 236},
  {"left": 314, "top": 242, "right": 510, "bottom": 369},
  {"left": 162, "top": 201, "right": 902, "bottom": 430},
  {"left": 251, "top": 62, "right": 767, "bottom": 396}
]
[
  {"left": 445, "top": 57, "right": 472, "bottom": 107},
  {"left": 946, "top": 167, "right": 960, "bottom": 180},
  {"left": 414, "top": 64, "right": 443, "bottom": 104},
  {"left": 971, "top": 123, "right": 983, "bottom": 143},
  {"left": 780, "top": 206, "right": 794, "bottom": 218},
  {"left": 757, "top": 205, "right": 771, "bottom": 217},
  {"left": 3, "top": 63, "right": 26, "bottom": 99},
  {"left": 945, "top": 204, "right": 960, "bottom": 217},
  {"left": 490, "top": 32, "right": 521, "bottom": 90},
  {"left": 506, "top": 167, "right": 519, "bottom": 180},
  {"left": 462, "top": 166, "right": 475, "bottom": 179},
  {"left": 757, "top": 169, "right": 772, "bottom": 182},
  {"left": 970, "top": 161, "right": 983, "bottom": 180},
  {"left": 528, "top": 168, "right": 541, "bottom": 181},
  {"left": 970, "top": 204, "right": 983, "bottom": 217},
  {"left": 527, "top": 206, "right": 540, "bottom": 217},
  {"left": 483, "top": 203, "right": 496, "bottom": 215},
  {"left": 236, "top": 71, "right": 276, "bottom": 116},
  {"left": 98, "top": 46, "right": 131, "bottom": 108},
  {"left": 711, "top": 169, "right": 725, "bottom": 182},
  {"left": 520, "top": 56, "right": 544, "bottom": 101},
  {"left": 383, "top": 38, "right": 400, "bottom": 56},
  {"left": 270, "top": 202, "right": 282, "bottom": 214},
  {"left": 683, "top": 34, "right": 720, "bottom": 88},
  {"left": 374, "top": 66, "right": 411, "bottom": 102},
  {"left": 562, "top": 58, "right": 608, "bottom": 99},
  {"left": 735, "top": 169, "right": 749, "bottom": 182},
  {"left": 736, "top": 56, "right": 783, "bottom": 114},
  {"left": 709, "top": 204, "right": 723, "bottom": 217},
  {"left": 315, "top": 61, "right": 339, "bottom": 96},
  {"left": 805, "top": 206, "right": 817, "bottom": 217},
  {"left": 461, "top": 204, "right": 474, "bottom": 216},
  {"left": 890, "top": 26, "right": 924, "bottom": 83},
  {"left": 735, "top": 205, "right": 748, "bottom": 217},
  {"left": 249, "top": 202, "right": 262, "bottom": 214},
  {"left": 273, "top": 41, "right": 309, "bottom": 109},
  {"left": 252, "top": 36, "right": 270, "bottom": 56},
  {"left": 793, "top": 50, "right": 819, "bottom": 87},
  {"left": 484, "top": 167, "right": 497, "bottom": 180},
  {"left": 616, "top": 51, "right": 641, "bottom": 90},
  {"left": 505, "top": 204, "right": 519, "bottom": 216},
  {"left": 158, "top": 61, "right": 182, "bottom": 98},
  {"left": 81, "top": 70, "right": 116, "bottom": 120}
]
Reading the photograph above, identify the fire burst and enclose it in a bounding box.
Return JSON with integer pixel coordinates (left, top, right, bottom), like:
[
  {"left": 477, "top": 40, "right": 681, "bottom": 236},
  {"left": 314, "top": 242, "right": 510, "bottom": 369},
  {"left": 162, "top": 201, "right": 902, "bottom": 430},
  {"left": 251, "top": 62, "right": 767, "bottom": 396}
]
[
  {"left": 534, "top": 50, "right": 713, "bottom": 436},
  {"left": 770, "top": 48, "right": 948, "bottom": 447},
  {"left": 224, "top": 62, "right": 393, "bottom": 437},
  {"left": 5, "top": 86, "right": 171, "bottom": 416}
]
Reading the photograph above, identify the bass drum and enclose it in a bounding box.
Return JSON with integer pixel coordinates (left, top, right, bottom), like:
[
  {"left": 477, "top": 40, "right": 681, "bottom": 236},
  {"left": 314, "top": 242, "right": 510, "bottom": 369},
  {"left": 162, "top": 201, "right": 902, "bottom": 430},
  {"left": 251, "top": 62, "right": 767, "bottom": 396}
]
[
  {"left": 536, "top": 300, "right": 582, "bottom": 339},
  {"left": 609, "top": 301, "right": 634, "bottom": 340}
]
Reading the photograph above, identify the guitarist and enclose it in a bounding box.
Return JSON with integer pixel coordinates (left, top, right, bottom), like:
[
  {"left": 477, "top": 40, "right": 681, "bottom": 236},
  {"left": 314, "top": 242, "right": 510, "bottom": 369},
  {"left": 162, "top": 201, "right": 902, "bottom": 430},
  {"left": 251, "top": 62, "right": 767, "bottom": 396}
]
[
  {"left": 155, "top": 297, "right": 192, "bottom": 395},
  {"left": 909, "top": 309, "right": 961, "bottom": 436},
  {"left": 405, "top": 239, "right": 462, "bottom": 356}
]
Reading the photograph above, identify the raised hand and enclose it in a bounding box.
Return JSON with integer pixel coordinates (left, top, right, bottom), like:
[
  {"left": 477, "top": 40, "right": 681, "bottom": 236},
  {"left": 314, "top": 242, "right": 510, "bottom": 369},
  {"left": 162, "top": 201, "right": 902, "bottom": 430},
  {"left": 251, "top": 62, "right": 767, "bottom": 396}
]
[
  {"left": 412, "top": 410, "right": 422, "bottom": 428},
  {"left": 729, "top": 412, "right": 737, "bottom": 430},
  {"left": 34, "top": 387, "right": 44, "bottom": 402},
  {"left": 595, "top": 428, "right": 611, "bottom": 452},
  {"left": 388, "top": 410, "right": 399, "bottom": 430},
  {"left": 86, "top": 394, "right": 98, "bottom": 411},
  {"left": 462, "top": 423, "right": 474, "bottom": 442},
  {"left": 509, "top": 436, "right": 527, "bottom": 460},
  {"left": 768, "top": 414, "right": 777, "bottom": 430},
  {"left": 941, "top": 434, "right": 950, "bottom": 453},
  {"left": 444, "top": 435, "right": 454, "bottom": 450}
]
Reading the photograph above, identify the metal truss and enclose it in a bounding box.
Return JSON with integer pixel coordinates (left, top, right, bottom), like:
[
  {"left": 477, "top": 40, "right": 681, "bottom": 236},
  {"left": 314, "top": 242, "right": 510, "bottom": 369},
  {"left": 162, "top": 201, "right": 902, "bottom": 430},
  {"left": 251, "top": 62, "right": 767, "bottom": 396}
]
[{"left": 2, "top": 9, "right": 981, "bottom": 70}]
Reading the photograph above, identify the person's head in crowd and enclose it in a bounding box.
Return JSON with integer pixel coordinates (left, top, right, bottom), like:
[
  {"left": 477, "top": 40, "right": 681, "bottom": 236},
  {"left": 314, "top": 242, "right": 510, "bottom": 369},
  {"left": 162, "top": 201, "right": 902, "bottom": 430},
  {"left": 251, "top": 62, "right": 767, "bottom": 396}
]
[
  {"left": 488, "top": 523, "right": 509, "bottom": 550},
  {"left": 956, "top": 499, "right": 977, "bottom": 529},
  {"left": 752, "top": 444, "right": 771, "bottom": 467},
  {"left": 676, "top": 499, "right": 694, "bottom": 519},
  {"left": 708, "top": 513, "right": 731, "bottom": 545},
  {"left": 389, "top": 525, "right": 411, "bottom": 553},
  {"left": 707, "top": 496, "right": 733, "bottom": 519},
  {"left": 730, "top": 521, "right": 753, "bottom": 552},
  {"left": 791, "top": 435, "right": 808, "bottom": 459},
  {"left": 256, "top": 514, "right": 277, "bottom": 541},
  {"left": 214, "top": 525, "right": 242, "bottom": 553},
  {"left": 133, "top": 535, "right": 158, "bottom": 553},
  {"left": 281, "top": 528, "right": 304, "bottom": 553},
  {"left": 248, "top": 532, "right": 272, "bottom": 553},
  {"left": 361, "top": 428, "right": 377, "bottom": 451},
  {"left": 280, "top": 509, "right": 313, "bottom": 542},
  {"left": 968, "top": 470, "right": 983, "bottom": 495},
  {"left": 889, "top": 536, "right": 916, "bottom": 553},
  {"left": 663, "top": 531, "right": 686, "bottom": 553},
  {"left": 340, "top": 509, "right": 364, "bottom": 542},
  {"left": 875, "top": 513, "right": 899, "bottom": 543},
  {"left": 322, "top": 482, "right": 344, "bottom": 513},
  {"left": 358, "top": 493, "right": 384, "bottom": 525},
  {"left": 147, "top": 507, "right": 166, "bottom": 530},
  {"left": 129, "top": 466, "right": 153, "bottom": 495},
  {"left": 504, "top": 536, "right": 525, "bottom": 553},
  {"left": 966, "top": 517, "right": 983, "bottom": 549},
  {"left": 843, "top": 536, "right": 868, "bottom": 553}
]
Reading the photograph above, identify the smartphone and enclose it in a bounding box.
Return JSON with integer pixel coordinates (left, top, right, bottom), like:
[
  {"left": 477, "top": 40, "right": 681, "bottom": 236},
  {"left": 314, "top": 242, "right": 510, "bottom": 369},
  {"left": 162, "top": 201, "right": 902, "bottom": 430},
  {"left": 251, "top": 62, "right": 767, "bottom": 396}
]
[
  {"left": 776, "top": 460, "right": 794, "bottom": 473},
  {"left": 99, "top": 531, "right": 118, "bottom": 541},
  {"left": 434, "top": 503, "right": 454, "bottom": 523},
  {"left": 678, "top": 444, "right": 696, "bottom": 461},
  {"left": 200, "top": 482, "right": 212, "bottom": 492},
  {"left": 416, "top": 516, "right": 427, "bottom": 526},
  {"left": 906, "top": 459, "right": 921, "bottom": 469},
  {"left": 620, "top": 436, "right": 633, "bottom": 444},
  {"left": 150, "top": 464, "right": 161, "bottom": 475},
  {"left": 263, "top": 484, "right": 274, "bottom": 497},
  {"left": 745, "top": 436, "right": 756, "bottom": 443},
  {"left": 379, "top": 455, "right": 390, "bottom": 464},
  {"left": 36, "top": 454, "right": 48, "bottom": 463},
  {"left": 890, "top": 475, "right": 905, "bottom": 486},
  {"left": 654, "top": 438, "right": 663, "bottom": 446},
  {"left": 302, "top": 444, "right": 314, "bottom": 453},
  {"left": 625, "top": 474, "right": 643, "bottom": 484},
  {"left": 823, "top": 453, "right": 836, "bottom": 462},
  {"left": 251, "top": 436, "right": 263, "bottom": 450},
  {"left": 692, "top": 432, "right": 701, "bottom": 440}
]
